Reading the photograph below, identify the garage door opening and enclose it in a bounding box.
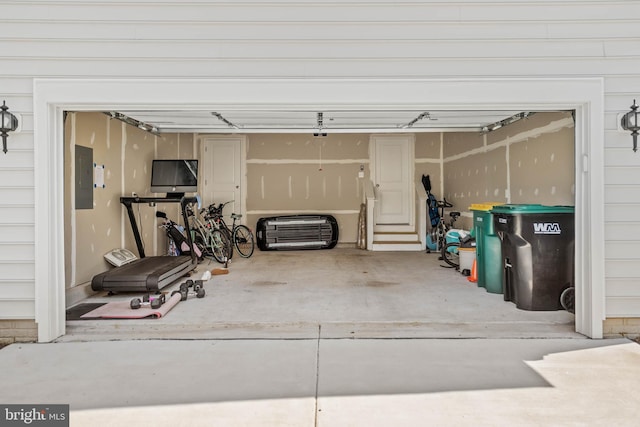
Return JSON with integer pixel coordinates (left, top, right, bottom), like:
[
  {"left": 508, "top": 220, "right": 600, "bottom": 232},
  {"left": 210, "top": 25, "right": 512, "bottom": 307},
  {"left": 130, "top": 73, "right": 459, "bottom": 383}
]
[
  {"left": 60, "top": 109, "right": 578, "bottom": 340},
  {"left": 33, "top": 78, "right": 604, "bottom": 341}
]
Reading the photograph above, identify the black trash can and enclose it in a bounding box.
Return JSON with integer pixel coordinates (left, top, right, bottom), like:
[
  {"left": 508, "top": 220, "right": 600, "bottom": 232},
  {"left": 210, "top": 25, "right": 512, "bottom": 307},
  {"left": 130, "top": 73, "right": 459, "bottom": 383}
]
[{"left": 492, "top": 204, "right": 575, "bottom": 311}]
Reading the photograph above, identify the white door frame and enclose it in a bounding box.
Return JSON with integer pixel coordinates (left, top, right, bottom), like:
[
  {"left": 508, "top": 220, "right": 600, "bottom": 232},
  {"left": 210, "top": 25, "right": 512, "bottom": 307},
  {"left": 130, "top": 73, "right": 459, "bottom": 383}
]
[
  {"left": 33, "top": 77, "right": 605, "bottom": 340},
  {"left": 370, "top": 134, "right": 415, "bottom": 231},
  {"left": 199, "top": 135, "right": 247, "bottom": 222}
]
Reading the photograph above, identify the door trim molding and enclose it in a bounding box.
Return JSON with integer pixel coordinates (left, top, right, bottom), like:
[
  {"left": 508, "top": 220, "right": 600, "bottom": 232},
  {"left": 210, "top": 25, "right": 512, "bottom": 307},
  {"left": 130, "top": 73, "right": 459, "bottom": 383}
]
[
  {"left": 199, "top": 134, "right": 247, "bottom": 223},
  {"left": 370, "top": 134, "right": 416, "bottom": 230}
]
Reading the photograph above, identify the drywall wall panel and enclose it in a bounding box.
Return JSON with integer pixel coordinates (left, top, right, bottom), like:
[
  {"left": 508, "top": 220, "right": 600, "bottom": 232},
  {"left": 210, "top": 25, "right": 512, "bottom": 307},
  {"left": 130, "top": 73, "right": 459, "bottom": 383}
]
[
  {"left": 444, "top": 147, "right": 508, "bottom": 211},
  {"left": 441, "top": 112, "right": 575, "bottom": 234},
  {"left": 69, "top": 113, "right": 125, "bottom": 286},
  {"left": 486, "top": 112, "right": 573, "bottom": 146},
  {"left": 248, "top": 133, "right": 369, "bottom": 161},
  {"left": 64, "top": 113, "right": 193, "bottom": 296},
  {"left": 152, "top": 133, "right": 195, "bottom": 251},
  {"left": 246, "top": 163, "right": 362, "bottom": 211},
  {"left": 509, "top": 126, "right": 575, "bottom": 205},
  {"left": 246, "top": 133, "right": 367, "bottom": 243},
  {"left": 415, "top": 163, "right": 442, "bottom": 199},
  {"left": 444, "top": 132, "right": 484, "bottom": 158},
  {"left": 415, "top": 133, "right": 440, "bottom": 159},
  {"left": 415, "top": 133, "right": 442, "bottom": 200}
]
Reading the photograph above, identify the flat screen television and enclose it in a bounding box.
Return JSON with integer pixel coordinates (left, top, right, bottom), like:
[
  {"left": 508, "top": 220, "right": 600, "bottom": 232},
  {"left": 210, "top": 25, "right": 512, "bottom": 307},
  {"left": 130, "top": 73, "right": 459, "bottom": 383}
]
[{"left": 150, "top": 159, "right": 198, "bottom": 198}]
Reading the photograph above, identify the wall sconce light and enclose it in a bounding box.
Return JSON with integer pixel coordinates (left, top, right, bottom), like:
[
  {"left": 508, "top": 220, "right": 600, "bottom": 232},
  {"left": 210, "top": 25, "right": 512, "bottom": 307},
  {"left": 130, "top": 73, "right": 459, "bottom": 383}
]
[
  {"left": 0, "top": 100, "right": 19, "bottom": 154},
  {"left": 621, "top": 99, "right": 640, "bottom": 152}
]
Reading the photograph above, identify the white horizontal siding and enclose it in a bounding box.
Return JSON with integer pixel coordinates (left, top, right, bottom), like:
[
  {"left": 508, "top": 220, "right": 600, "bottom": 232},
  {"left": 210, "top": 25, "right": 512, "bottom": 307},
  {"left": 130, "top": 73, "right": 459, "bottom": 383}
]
[
  {"left": 0, "top": 282, "right": 35, "bottom": 299},
  {"left": 3, "top": 2, "right": 640, "bottom": 22},
  {"left": 4, "top": 58, "right": 640, "bottom": 80},
  {"left": 4, "top": 20, "right": 640, "bottom": 42},
  {"left": 607, "top": 279, "right": 640, "bottom": 297},
  {"left": 0, "top": 262, "right": 34, "bottom": 279},
  {"left": 606, "top": 297, "right": 640, "bottom": 317},
  {"left": 1, "top": 0, "right": 640, "bottom": 320},
  {"left": 0, "top": 1, "right": 640, "bottom": 23},
  {"left": 0, "top": 40, "right": 612, "bottom": 59},
  {"left": 605, "top": 223, "right": 640, "bottom": 240},
  {"left": 0, "top": 225, "right": 35, "bottom": 243},
  {"left": 604, "top": 185, "right": 640, "bottom": 204},
  {"left": 0, "top": 300, "right": 35, "bottom": 319},
  {"left": 605, "top": 167, "right": 640, "bottom": 185}
]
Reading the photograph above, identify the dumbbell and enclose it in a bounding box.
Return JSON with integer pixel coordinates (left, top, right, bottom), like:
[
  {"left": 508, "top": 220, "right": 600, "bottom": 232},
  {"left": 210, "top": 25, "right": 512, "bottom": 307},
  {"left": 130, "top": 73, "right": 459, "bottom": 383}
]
[
  {"left": 130, "top": 293, "right": 166, "bottom": 309},
  {"left": 171, "top": 279, "right": 205, "bottom": 301}
]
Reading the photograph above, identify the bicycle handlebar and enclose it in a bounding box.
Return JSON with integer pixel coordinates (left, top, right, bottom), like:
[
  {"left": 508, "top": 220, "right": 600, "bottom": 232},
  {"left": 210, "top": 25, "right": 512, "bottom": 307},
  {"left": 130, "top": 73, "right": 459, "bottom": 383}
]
[
  {"left": 437, "top": 198, "right": 453, "bottom": 208},
  {"left": 207, "top": 200, "right": 235, "bottom": 216}
]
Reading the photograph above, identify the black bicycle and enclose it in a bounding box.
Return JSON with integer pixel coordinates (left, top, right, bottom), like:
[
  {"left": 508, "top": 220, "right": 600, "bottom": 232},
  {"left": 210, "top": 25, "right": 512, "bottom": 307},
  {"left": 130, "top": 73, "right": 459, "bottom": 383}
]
[
  {"left": 440, "top": 210, "right": 463, "bottom": 269},
  {"left": 207, "top": 201, "right": 255, "bottom": 258}
]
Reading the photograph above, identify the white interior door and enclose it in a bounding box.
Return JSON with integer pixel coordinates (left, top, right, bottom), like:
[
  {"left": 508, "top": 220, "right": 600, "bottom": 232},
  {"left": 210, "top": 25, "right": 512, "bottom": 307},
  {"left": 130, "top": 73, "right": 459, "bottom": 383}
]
[
  {"left": 371, "top": 135, "right": 414, "bottom": 226},
  {"left": 201, "top": 136, "right": 245, "bottom": 217}
]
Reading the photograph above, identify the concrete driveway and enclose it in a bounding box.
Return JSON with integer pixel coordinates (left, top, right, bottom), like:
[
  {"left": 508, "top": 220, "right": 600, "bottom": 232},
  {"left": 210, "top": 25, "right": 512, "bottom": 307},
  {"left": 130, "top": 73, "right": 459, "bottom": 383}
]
[{"left": 0, "top": 337, "right": 638, "bottom": 426}]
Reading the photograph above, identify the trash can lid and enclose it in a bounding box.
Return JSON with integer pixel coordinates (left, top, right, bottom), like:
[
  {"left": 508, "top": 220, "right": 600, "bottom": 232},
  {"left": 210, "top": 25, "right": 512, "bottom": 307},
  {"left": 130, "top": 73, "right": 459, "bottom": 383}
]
[
  {"left": 490, "top": 204, "right": 575, "bottom": 214},
  {"left": 469, "top": 202, "right": 504, "bottom": 211}
]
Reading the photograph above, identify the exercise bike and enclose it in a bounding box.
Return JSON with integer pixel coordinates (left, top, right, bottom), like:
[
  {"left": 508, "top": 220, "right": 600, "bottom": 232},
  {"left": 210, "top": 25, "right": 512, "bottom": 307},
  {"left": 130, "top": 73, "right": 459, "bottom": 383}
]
[{"left": 425, "top": 199, "right": 472, "bottom": 269}]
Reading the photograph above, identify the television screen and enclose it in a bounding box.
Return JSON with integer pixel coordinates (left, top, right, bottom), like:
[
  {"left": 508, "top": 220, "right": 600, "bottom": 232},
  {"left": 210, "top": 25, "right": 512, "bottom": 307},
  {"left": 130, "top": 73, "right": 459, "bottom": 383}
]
[{"left": 150, "top": 159, "right": 198, "bottom": 196}]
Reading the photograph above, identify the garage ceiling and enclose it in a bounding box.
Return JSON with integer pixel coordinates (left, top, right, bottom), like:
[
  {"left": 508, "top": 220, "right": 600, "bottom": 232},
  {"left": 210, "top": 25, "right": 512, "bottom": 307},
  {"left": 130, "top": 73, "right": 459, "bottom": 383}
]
[{"left": 113, "top": 109, "right": 529, "bottom": 134}]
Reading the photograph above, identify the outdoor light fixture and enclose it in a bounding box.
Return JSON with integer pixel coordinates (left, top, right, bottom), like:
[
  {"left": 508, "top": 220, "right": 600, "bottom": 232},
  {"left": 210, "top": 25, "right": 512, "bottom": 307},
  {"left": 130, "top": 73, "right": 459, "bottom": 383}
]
[
  {"left": 0, "top": 100, "right": 18, "bottom": 154},
  {"left": 621, "top": 99, "right": 640, "bottom": 152}
]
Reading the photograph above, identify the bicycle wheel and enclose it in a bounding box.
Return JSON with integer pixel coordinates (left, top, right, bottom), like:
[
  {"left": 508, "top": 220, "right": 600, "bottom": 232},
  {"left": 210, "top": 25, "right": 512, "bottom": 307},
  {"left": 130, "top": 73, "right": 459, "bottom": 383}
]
[
  {"left": 233, "top": 225, "right": 255, "bottom": 258},
  {"left": 192, "top": 230, "right": 209, "bottom": 262},
  {"left": 220, "top": 227, "right": 234, "bottom": 260},
  {"left": 441, "top": 242, "right": 460, "bottom": 269},
  {"left": 210, "top": 229, "right": 230, "bottom": 264}
]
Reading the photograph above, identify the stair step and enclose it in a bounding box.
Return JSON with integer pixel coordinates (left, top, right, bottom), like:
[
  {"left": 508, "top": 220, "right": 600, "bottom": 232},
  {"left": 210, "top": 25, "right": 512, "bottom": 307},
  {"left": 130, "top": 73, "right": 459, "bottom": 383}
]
[
  {"left": 374, "top": 232, "right": 419, "bottom": 242},
  {"left": 371, "top": 241, "right": 423, "bottom": 251}
]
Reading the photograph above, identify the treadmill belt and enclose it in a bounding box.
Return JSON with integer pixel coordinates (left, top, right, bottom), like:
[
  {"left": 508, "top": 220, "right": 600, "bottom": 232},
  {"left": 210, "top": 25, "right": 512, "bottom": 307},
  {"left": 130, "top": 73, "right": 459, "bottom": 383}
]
[{"left": 91, "top": 256, "right": 196, "bottom": 293}]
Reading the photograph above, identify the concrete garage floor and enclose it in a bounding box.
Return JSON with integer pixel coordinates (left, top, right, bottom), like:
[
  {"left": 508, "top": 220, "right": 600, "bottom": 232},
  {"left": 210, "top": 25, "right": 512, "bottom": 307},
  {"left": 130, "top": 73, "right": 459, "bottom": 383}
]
[{"left": 63, "top": 248, "right": 578, "bottom": 341}]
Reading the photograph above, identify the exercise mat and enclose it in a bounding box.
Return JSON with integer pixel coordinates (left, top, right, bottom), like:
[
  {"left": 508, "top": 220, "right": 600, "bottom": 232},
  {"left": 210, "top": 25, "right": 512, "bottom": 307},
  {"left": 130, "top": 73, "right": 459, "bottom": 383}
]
[
  {"left": 80, "top": 293, "right": 181, "bottom": 319},
  {"left": 66, "top": 303, "right": 106, "bottom": 320}
]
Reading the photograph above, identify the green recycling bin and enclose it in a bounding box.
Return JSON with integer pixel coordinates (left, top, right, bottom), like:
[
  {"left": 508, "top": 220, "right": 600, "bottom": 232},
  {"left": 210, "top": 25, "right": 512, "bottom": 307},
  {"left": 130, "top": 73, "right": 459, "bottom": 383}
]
[
  {"left": 470, "top": 203, "right": 504, "bottom": 294},
  {"left": 492, "top": 204, "right": 575, "bottom": 311}
]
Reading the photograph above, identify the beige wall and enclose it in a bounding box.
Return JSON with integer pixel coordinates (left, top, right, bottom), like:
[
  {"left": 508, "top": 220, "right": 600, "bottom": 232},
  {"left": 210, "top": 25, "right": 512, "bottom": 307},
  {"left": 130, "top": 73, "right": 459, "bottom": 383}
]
[
  {"left": 442, "top": 112, "right": 575, "bottom": 229},
  {"left": 246, "top": 133, "right": 370, "bottom": 243},
  {"left": 64, "top": 113, "right": 194, "bottom": 300},
  {"left": 414, "top": 132, "right": 442, "bottom": 198}
]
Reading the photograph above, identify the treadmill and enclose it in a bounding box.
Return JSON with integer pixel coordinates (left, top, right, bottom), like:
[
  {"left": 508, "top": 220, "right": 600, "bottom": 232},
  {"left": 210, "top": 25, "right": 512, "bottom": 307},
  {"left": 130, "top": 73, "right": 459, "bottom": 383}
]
[{"left": 91, "top": 196, "right": 198, "bottom": 293}]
